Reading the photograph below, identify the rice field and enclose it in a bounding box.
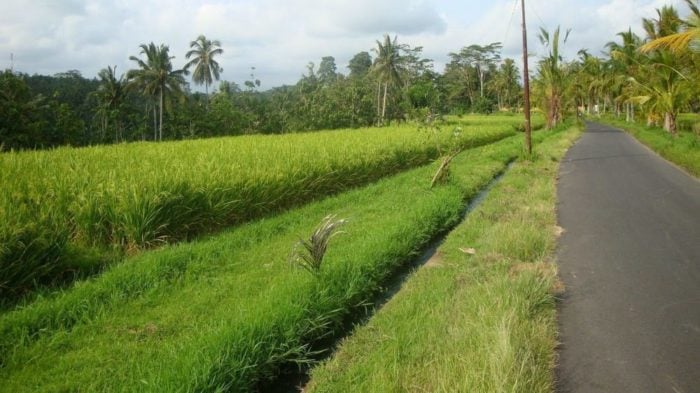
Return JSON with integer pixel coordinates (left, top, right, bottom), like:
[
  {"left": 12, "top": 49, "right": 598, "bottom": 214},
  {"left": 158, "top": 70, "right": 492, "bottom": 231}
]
[
  {"left": 1, "top": 116, "right": 536, "bottom": 300},
  {"left": 0, "top": 114, "right": 574, "bottom": 393},
  {"left": 0, "top": 129, "right": 543, "bottom": 391}
]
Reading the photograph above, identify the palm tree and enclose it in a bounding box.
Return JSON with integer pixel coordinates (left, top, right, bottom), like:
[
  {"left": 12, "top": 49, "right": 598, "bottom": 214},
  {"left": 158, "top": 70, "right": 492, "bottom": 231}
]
[
  {"left": 127, "top": 42, "right": 186, "bottom": 141},
  {"left": 184, "top": 35, "right": 224, "bottom": 104},
  {"left": 372, "top": 34, "right": 404, "bottom": 124},
  {"left": 94, "top": 65, "right": 125, "bottom": 142},
  {"left": 640, "top": 0, "right": 700, "bottom": 53},
  {"left": 606, "top": 30, "right": 645, "bottom": 121},
  {"left": 489, "top": 58, "right": 520, "bottom": 110},
  {"left": 631, "top": 5, "right": 691, "bottom": 134},
  {"left": 535, "top": 26, "right": 571, "bottom": 129}
]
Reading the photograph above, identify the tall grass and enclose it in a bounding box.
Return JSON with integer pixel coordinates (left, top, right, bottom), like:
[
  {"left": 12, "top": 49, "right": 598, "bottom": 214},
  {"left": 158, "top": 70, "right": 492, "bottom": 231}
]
[
  {"left": 0, "top": 132, "right": 546, "bottom": 392},
  {"left": 305, "top": 125, "right": 581, "bottom": 392},
  {"left": 0, "top": 116, "right": 531, "bottom": 300}
]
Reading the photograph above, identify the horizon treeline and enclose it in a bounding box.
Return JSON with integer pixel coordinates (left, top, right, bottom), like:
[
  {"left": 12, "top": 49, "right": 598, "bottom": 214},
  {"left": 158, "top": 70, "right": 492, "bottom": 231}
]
[
  {"left": 0, "top": 35, "right": 521, "bottom": 150},
  {"left": 2, "top": 0, "right": 699, "bottom": 151}
]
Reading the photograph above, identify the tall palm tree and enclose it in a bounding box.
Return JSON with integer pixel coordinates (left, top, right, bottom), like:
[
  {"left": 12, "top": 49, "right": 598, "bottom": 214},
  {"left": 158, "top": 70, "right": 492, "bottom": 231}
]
[
  {"left": 94, "top": 65, "right": 125, "bottom": 141},
  {"left": 184, "top": 35, "right": 224, "bottom": 103},
  {"left": 127, "top": 42, "right": 186, "bottom": 141},
  {"left": 631, "top": 5, "right": 691, "bottom": 134},
  {"left": 606, "top": 30, "right": 645, "bottom": 121},
  {"left": 372, "top": 34, "right": 404, "bottom": 124},
  {"left": 640, "top": 0, "right": 700, "bottom": 53},
  {"left": 489, "top": 58, "right": 520, "bottom": 110},
  {"left": 535, "top": 26, "right": 571, "bottom": 129}
]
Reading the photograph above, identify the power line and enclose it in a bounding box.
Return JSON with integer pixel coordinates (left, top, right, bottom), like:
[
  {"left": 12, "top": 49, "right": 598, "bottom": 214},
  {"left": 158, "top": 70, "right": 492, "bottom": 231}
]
[
  {"left": 527, "top": 0, "right": 548, "bottom": 31},
  {"left": 503, "top": 0, "right": 520, "bottom": 47}
]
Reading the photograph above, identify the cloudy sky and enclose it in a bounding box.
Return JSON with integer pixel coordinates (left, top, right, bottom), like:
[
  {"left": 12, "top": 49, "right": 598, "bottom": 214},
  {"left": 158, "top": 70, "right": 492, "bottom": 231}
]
[{"left": 0, "top": 0, "right": 687, "bottom": 89}]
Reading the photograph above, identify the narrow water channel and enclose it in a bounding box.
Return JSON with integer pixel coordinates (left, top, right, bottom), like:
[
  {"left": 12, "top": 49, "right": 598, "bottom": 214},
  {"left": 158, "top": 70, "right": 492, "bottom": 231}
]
[{"left": 263, "top": 162, "right": 514, "bottom": 393}]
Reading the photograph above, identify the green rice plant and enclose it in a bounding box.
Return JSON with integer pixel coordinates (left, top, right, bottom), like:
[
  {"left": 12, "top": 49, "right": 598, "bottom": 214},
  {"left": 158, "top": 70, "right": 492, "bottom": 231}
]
[
  {"left": 0, "top": 132, "right": 554, "bottom": 391},
  {"left": 0, "top": 116, "right": 529, "bottom": 300},
  {"left": 290, "top": 215, "right": 347, "bottom": 275}
]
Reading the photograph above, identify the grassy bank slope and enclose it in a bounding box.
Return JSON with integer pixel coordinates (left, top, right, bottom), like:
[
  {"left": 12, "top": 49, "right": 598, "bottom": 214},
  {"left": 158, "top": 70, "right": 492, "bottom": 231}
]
[{"left": 306, "top": 125, "right": 580, "bottom": 392}]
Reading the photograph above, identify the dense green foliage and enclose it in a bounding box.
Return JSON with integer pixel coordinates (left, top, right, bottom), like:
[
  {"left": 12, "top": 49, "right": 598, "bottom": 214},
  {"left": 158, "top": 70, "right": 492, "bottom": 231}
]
[
  {"left": 0, "top": 35, "right": 524, "bottom": 150},
  {"left": 0, "top": 116, "right": 531, "bottom": 301},
  {"left": 540, "top": 1, "right": 700, "bottom": 133},
  {"left": 0, "top": 132, "right": 537, "bottom": 392},
  {"left": 306, "top": 125, "right": 580, "bottom": 392}
]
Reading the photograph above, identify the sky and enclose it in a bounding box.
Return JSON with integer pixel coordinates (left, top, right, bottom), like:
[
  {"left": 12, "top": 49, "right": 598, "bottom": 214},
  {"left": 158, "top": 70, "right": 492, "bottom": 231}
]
[{"left": 0, "top": 0, "right": 688, "bottom": 89}]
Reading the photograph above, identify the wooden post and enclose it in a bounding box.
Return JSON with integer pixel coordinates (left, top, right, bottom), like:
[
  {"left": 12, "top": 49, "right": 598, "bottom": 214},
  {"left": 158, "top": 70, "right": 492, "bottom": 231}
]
[{"left": 521, "top": 0, "right": 532, "bottom": 155}]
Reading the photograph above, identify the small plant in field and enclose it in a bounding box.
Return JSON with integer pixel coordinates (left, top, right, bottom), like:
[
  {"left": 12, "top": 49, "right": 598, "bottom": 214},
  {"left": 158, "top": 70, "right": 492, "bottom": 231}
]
[
  {"left": 289, "top": 215, "right": 347, "bottom": 275},
  {"left": 418, "top": 113, "right": 463, "bottom": 188},
  {"left": 430, "top": 152, "right": 459, "bottom": 188}
]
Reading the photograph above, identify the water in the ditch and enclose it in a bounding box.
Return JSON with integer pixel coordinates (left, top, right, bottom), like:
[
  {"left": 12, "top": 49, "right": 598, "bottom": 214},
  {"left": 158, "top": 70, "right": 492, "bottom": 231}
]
[{"left": 263, "top": 162, "right": 514, "bottom": 393}]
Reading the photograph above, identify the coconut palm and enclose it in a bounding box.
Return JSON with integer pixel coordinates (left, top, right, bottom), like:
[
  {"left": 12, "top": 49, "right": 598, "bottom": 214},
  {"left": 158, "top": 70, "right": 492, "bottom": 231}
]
[
  {"left": 372, "top": 34, "right": 405, "bottom": 124},
  {"left": 640, "top": 0, "right": 700, "bottom": 53},
  {"left": 631, "top": 5, "right": 692, "bottom": 134},
  {"left": 94, "top": 65, "right": 125, "bottom": 141},
  {"left": 535, "top": 26, "right": 571, "bottom": 129},
  {"left": 488, "top": 58, "right": 520, "bottom": 110},
  {"left": 606, "top": 30, "right": 646, "bottom": 121},
  {"left": 127, "top": 42, "right": 186, "bottom": 141},
  {"left": 184, "top": 35, "right": 224, "bottom": 103}
]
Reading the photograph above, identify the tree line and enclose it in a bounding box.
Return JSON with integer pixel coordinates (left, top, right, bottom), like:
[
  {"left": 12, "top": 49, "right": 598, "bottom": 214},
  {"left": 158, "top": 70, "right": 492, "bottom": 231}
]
[
  {"left": 532, "top": 0, "right": 700, "bottom": 134},
  {"left": 1, "top": 35, "right": 521, "bottom": 150},
  {"left": 2, "top": 0, "right": 698, "bottom": 151}
]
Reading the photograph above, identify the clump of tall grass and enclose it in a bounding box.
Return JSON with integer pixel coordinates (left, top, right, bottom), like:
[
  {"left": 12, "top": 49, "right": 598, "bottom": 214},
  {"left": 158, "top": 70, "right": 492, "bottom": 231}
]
[{"left": 290, "top": 215, "right": 347, "bottom": 275}]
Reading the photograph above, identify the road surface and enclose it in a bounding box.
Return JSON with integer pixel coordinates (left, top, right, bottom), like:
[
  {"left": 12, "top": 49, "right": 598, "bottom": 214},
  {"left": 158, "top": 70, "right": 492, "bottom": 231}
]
[{"left": 556, "top": 122, "right": 700, "bottom": 392}]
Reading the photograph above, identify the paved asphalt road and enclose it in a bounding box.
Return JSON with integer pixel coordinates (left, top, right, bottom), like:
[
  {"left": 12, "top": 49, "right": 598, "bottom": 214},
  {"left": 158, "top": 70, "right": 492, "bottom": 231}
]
[{"left": 556, "top": 122, "right": 700, "bottom": 392}]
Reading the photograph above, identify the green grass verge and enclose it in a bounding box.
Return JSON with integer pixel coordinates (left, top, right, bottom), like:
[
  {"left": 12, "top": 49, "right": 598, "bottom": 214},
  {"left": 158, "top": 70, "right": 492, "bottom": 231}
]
[
  {"left": 0, "top": 115, "right": 532, "bottom": 301},
  {"left": 305, "top": 125, "right": 581, "bottom": 392},
  {"left": 678, "top": 113, "right": 700, "bottom": 133},
  {"left": 599, "top": 117, "right": 699, "bottom": 177},
  {"left": 0, "top": 131, "right": 551, "bottom": 392}
]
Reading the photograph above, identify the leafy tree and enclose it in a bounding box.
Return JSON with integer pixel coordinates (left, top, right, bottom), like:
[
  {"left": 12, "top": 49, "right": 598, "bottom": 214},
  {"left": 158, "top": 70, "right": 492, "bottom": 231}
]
[
  {"left": 318, "top": 56, "right": 338, "bottom": 84},
  {"left": 184, "top": 35, "right": 224, "bottom": 101},
  {"left": 127, "top": 42, "right": 187, "bottom": 141},
  {"left": 458, "top": 43, "right": 501, "bottom": 98},
  {"left": 0, "top": 71, "right": 41, "bottom": 149},
  {"left": 348, "top": 51, "right": 372, "bottom": 78}
]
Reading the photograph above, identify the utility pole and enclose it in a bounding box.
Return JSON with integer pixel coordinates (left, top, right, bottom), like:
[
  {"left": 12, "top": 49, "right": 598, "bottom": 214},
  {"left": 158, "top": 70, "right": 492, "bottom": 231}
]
[
  {"left": 10, "top": 53, "right": 14, "bottom": 72},
  {"left": 521, "top": 0, "right": 532, "bottom": 155}
]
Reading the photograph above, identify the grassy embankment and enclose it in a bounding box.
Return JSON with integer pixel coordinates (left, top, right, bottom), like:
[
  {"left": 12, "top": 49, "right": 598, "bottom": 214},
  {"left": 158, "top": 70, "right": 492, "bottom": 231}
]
[
  {"left": 0, "top": 129, "right": 551, "bottom": 392},
  {"left": 306, "top": 125, "right": 581, "bottom": 392},
  {"left": 1, "top": 116, "right": 537, "bottom": 301},
  {"left": 600, "top": 116, "right": 699, "bottom": 177}
]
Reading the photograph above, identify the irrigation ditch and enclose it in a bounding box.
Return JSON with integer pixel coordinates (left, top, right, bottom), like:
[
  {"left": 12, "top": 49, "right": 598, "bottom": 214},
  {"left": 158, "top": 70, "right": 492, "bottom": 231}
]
[{"left": 263, "top": 161, "right": 515, "bottom": 393}]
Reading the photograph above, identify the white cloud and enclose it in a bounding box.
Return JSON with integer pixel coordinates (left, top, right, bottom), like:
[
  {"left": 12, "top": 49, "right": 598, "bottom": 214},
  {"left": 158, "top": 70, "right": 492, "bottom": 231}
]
[{"left": 0, "top": 0, "right": 690, "bottom": 88}]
